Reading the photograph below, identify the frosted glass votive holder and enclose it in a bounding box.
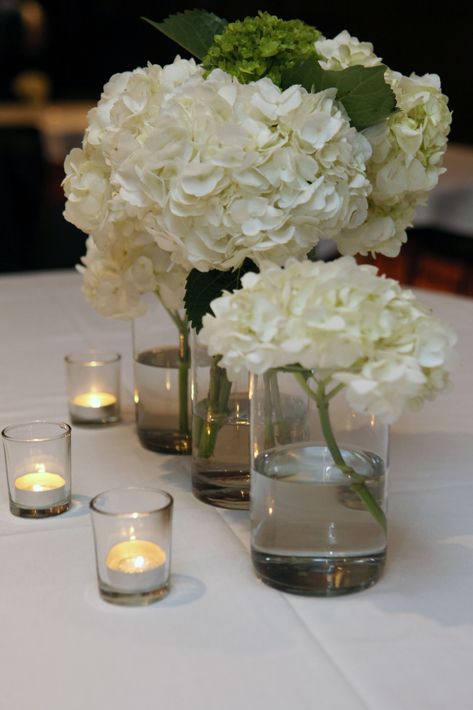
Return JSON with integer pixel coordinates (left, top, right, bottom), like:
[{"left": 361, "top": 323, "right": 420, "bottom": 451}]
[
  {"left": 90, "top": 487, "right": 173, "bottom": 606},
  {"left": 2, "top": 421, "right": 72, "bottom": 518},
  {"left": 65, "top": 350, "right": 121, "bottom": 425}
]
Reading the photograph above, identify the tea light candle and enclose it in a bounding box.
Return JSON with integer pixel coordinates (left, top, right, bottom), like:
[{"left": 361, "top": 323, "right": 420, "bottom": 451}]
[
  {"left": 15, "top": 467, "right": 66, "bottom": 508},
  {"left": 73, "top": 392, "right": 116, "bottom": 408},
  {"left": 106, "top": 539, "right": 167, "bottom": 592},
  {"left": 70, "top": 391, "right": 118, "bottom": 423}
]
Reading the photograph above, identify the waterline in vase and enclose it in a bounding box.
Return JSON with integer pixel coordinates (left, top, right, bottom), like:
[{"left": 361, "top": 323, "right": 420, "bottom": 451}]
[
  {"left": 251, "top": 443, "right": 386, "bottom": 595},
  {"left": 134, "top": 347, "right": 191, "bottom": 455},
  {"left": 191, "top": 393, "right": 250, "bottom": 509}
]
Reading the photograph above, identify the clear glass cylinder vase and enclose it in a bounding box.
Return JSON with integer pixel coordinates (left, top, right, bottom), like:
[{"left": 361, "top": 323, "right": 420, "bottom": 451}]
[
  {"left": 132, "top": 294, "right": 191, "bottom": 455},
  {"left": 250, "top": 368, "right": 389, "bottom": 596},
  {"left": 190, "top": 332, "right": 250, "bottom": 509}
]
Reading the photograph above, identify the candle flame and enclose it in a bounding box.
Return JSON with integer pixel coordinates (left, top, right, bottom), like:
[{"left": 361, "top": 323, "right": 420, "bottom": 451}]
[
  {"left": 72, "top": 392, "right": 117, "bottom": 408},
  {"left": 89, "top": 394, "right": 102, "bottom": 408},
  {"left": 15, "top": 472, "right": 65, "bottom": 492},
  {"left": 106, "top": 540, "right": 166, "bottom": 574},
  {"left": 133, "top": 556, "right": 145, "bottom": 570}
]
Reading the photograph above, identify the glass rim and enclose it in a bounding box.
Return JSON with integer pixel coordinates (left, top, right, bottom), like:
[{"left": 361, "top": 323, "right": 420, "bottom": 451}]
[
  {"left": 1, "top": 421, "right": 71, "bottom": 443},
  {"left": 64, "top": 350, "right": 121, "bottom": 366},
  {"left": 89, "top": 486, "right": 173, "bottom": 518}
]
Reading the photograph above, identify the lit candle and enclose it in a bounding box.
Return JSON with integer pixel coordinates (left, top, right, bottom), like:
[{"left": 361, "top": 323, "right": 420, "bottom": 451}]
[
  {"left": 72, "top": 392, "right": 116, "bottom": 408},
  {"left": 15, "top": 465, "right": 66, "bottom": 508},
  {"left": 106, "top": 539, "right": 167, "bottom": 592},
  {"left": 70, "top": 391, "right": 118, "bottom": 424}
]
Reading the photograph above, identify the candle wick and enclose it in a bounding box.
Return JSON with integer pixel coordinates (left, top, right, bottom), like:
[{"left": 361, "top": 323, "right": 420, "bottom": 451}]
[{"left": 133, "top": 556, "right": 145, "bottom": 569}]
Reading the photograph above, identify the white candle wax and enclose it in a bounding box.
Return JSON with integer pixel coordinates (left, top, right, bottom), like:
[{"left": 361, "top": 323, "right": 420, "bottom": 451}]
[
  {"left": 105, "top": 539, "right": 167, "bottom": 592},
  {"left": 70, "top": 391, "right": 118, "bottom": 423},
  {"left": 15, "top": 471, "right": 66, "bottom": 508}
]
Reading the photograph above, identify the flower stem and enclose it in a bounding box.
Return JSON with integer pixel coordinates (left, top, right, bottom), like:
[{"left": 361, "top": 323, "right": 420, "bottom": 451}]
[
  {"left": 197, "top": 355, "right": 232, "bottom": 458},
  {"left": 267, "top": 369, "right": 291, "bottom": 445},
  {"left": 178, "top": 328, "right": 190, "bottom": 434},
  {"left": 294, "top": 372, "right": 387, "bottom": 533},
  {"left": 163, "top": 305, "right": 190, "bottom": 437},
  {"left": 263, "top": 372, "right": 276, "bottom": 448}
]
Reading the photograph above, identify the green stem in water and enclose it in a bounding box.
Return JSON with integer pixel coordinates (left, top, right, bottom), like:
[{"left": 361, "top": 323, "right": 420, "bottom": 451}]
[
  {"left": 162, "top": 304, "right": 190, "bottom": 437},
  {"left": 177, "top": 329, "right": 190, "bottom": 435},
  {"left": 268, "top": 369, "right": 291, "bottom": 445},
  {"left": 293, "top": 372, "right": 387, "bottom": 533},
  {"left": 197, "top": 355, "right": 232, "bottom": 458},
  {"left": 263, "top": 372, "right": 276, "bottom": 449}
]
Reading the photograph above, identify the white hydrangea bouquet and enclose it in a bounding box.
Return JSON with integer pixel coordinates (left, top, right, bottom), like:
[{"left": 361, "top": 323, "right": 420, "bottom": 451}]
[
  {"left": 62, "top": 10, "right": 451, "bottom": 459},
  {"left": 199, "top": 256, "right": 456, "bottom": 529}
]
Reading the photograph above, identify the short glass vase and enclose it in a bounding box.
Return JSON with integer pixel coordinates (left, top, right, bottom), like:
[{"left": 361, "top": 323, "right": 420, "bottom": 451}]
[
  {"left": 132, "top": 294, "right": 191, "bottom": 455},
  {"left": 191, "top": 333, "right": 250, "bottom": 509},
  {"left": 250, "top": 368, "right": 388, "bottom": 596}
]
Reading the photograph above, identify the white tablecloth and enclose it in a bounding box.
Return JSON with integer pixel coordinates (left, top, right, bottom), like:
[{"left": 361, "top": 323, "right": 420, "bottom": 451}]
[{"left": 1, "top": 270, "right": 472, "bottom": 710}]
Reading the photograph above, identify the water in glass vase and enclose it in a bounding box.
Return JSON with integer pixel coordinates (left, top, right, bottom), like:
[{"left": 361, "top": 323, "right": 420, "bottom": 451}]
[
  {"left": 251, "top": 443, "right": 387, "bottom": 595},
  {"left": 134, "top": 348, "right": 191, "bottom": 455},
  {"left": 191, "top": 393, "right": 250, "bottom": 509}
]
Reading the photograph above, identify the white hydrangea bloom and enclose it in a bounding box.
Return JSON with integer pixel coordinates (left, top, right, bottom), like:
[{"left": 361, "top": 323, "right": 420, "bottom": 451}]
[
  {"left": 77, "top": 234, "right": 187, "bottom": 320},
  {"left": 199, "top": 257, "right": 456, "bottom": 423},
  {"left": 63, "top": 58, "right": 372, "bottom": 272},
  {"left": 335, "top": 200, "right": 415, "bottom": 257},
  {"left": 64, "top": 42, "right": 452, "bottom": 319},
  {"left": 315, "top": 31, "right": 382, "bottom": 70},
  {"left": 315, "top": 35, "right": 451, "bottom": 257},
  {"left": 63, "top": 148, "right": 112, "bottom": 241}
]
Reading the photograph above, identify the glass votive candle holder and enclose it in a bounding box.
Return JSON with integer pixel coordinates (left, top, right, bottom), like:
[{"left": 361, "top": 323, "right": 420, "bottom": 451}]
[
  {"left": 90, "top": 487, "right": 173, "bottom": 606},
  {"left": 65, "top": 350, "right": 121, "bottom": 425},
  {"left": 2, "top": 421, "right": 72, "bottom": 518}
]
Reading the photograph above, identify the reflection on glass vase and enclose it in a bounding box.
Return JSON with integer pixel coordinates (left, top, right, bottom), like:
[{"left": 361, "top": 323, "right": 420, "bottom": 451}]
[
  {"left": 250, "top": 368, "right": 388, "bottom": 596},
  {"left": 191, "top": 332, "right": 250, "bottom": 509},
  {"left": 132, "top": 294, "right": 191, "bottom": 455}
]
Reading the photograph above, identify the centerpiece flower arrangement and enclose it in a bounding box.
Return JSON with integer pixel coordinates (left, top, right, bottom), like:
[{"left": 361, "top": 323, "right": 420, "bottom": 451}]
[
  {"left": 198, "top": 256, "right": 456, "bottom": 592},
  {"left": 199, "top": 256, "right": 456, "bottom": 527},
  {"left": 62, "top": 11, "right": 451, "bottom": 506}
]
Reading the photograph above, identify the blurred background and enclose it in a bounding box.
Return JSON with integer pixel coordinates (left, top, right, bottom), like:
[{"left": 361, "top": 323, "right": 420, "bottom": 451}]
[{"left": 1, "top": 0, "right": 472, "bottom": 294}]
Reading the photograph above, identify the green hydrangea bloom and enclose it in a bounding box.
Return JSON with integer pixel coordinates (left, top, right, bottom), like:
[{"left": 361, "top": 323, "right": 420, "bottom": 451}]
[{"left": 202, "top": 12, "right": 321, "bottom": 86}]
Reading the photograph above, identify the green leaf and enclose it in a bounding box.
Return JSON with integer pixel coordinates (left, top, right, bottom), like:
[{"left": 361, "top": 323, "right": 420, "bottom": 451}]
[
  {"left": 185, "top": 259, "right": 259, "bottom": 332},
  {"left": 281, "top": 59, "right": 396, "bottom": 130},
  {"left": 142, "top": 11, "right": 228, "bottom": 61}
]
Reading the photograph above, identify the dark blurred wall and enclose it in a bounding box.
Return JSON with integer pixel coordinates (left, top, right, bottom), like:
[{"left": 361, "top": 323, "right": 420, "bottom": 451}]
[
  {"left": 1, "top": 0, "right": 471, "bottom": 273},
  {"left": 41, "top": 0, "right": 471, "bottom": 143}
]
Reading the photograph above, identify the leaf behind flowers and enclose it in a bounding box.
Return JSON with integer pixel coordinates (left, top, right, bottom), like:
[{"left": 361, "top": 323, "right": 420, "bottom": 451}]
[
  {"left": 281, "top": 59, "right": 396, "bottom": 130},
  {"left": 185, "top": 259, "right": 259, "bottom": 332},
  {"left": 142, "top": 11, "right": 227, "bottom": 60}
]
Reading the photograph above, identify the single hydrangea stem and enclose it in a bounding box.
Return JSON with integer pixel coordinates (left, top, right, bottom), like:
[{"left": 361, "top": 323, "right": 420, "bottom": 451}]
[
  {"left": 293, "top": 371, "right": 387, "bottom": 533},
  {"left": 197, "top": 355, "right": 232, "bottom": 458},
  {"left": 266, "top": 369, "right": 291, "bottom": 445},
  {"left": 163, "top": 305, "right": 190, "bottom": 436}
]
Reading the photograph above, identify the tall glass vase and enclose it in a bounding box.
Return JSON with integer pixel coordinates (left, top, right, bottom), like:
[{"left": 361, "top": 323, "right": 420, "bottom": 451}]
[
  {"left": 250, "top": 368, "right": 388, "bottom": 596},
  {"left": 190, "top": 332, "right": 250, "bottom": 509},
  {"left": 132, "top": 294, "right": 191, "bottom": 455}
]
